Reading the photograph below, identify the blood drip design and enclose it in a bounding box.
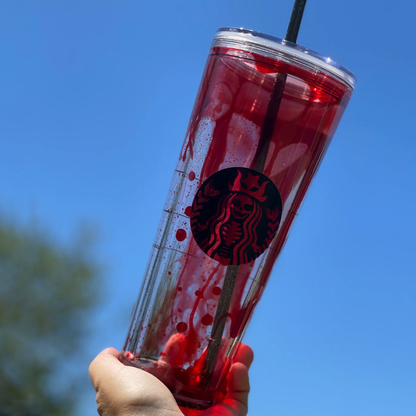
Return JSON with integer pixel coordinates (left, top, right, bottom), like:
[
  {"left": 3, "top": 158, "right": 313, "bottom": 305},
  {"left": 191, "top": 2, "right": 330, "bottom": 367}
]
[{"left": 190, "top": 167, "right": 282, "bottom": 265}]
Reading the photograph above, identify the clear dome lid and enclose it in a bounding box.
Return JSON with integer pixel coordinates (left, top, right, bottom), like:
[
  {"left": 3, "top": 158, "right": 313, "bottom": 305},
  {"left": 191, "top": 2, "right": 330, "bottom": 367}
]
[{"left": 213, "top": 27, "right": 356, "bottom": 91}]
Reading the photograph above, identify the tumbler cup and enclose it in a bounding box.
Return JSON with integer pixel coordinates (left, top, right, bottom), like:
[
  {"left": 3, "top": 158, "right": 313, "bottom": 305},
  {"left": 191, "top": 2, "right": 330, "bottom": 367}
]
[{"left": 122, "top": 27, "right": 355, "bottom": 410}]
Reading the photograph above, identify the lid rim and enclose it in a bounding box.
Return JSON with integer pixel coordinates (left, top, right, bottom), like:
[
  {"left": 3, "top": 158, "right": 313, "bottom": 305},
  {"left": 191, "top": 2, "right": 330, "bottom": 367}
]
[{"left": 215, "top": 27, "right": 356, "bottom": 90}]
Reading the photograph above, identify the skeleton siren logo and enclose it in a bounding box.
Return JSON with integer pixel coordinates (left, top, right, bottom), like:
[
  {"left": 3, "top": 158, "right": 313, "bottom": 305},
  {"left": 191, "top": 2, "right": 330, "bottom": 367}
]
[{"left": 190, "top": 168, "right": 282, "bottom": 265}]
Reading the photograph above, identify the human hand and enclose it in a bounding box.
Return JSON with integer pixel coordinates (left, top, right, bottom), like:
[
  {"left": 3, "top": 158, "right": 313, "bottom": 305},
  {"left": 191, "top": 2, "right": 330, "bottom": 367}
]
[{"left": 89, "top": 343, "right": 253, "bottom": 416}]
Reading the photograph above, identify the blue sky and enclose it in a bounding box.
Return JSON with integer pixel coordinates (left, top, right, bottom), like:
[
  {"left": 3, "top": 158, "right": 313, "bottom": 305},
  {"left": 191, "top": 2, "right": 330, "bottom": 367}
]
[{"left": 1, "top": 1, "right": 415, "bottom": 415}]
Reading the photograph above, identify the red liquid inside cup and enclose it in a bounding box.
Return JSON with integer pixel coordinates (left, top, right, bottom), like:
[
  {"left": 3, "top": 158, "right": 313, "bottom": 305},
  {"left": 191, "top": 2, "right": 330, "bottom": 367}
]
[{"left": 123, "top": 45, "right": 352, "bottom": 409}]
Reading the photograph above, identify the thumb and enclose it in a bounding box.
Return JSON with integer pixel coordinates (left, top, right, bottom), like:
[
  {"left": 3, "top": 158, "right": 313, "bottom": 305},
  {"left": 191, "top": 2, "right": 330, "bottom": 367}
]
[
  {"left": 89, "top": 348, "right": 183, "bottom": 416},
  {"left": 89, "top": 348, "right": 121, "bottom": 392}
]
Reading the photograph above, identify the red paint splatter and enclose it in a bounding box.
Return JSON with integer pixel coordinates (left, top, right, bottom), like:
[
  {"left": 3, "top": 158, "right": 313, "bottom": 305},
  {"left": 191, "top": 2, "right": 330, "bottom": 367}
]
[
  {"left": 230, "top": 306, "right": 249, "bottom": 338},
  {"left": 176, "top": 322, "right": 188, "bottom": 333},
  {"left": 184, "top": 206, "right": 192, "bottom": 217},
  {"left": 168, "top": 271, "right": 172, "bottom": 275},
  {"left": 201, "top": 313, "right": 214, "bottom": 326},
  {"left": 188, "top": 171, "right": 196, "bottom": 181},
  {"left": 176, "top": 229, "right": 187, "bottom": 241},
  {"left": 212, "top": 286, "right": 222, "bottom": 296},
  {"left": 131, "top": 46, "right": 349, "bottom": 403}
]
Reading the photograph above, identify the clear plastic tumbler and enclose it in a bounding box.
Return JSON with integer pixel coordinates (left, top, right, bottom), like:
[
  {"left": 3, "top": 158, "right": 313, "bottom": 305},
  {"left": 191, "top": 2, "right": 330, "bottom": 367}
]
[{"left": 121, "top": 27, "right": 355, "bottom": 410}]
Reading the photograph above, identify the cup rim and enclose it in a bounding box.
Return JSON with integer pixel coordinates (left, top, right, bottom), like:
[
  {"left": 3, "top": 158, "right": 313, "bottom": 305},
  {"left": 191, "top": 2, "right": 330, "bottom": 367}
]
[{"left": 214, "top": 27, "right": 356, "bottom": 90}]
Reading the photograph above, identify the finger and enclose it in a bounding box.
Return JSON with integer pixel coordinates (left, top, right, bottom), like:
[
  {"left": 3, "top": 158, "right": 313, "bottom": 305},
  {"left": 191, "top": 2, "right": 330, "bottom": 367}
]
[
  {"left": 223, "top": 362, "right": 250, "bottom": 416},
  {"left": 89, "top": 348, "right": 122, "bottom": 391},
  {"left": 234, "top": 344, "right": 254, "bottom": 370},
  {"left": 218, "top": 344, "right": 253, "bottom": 398},
  {"left": 160, "top": 333, "right": 187, "bottom": 368}
]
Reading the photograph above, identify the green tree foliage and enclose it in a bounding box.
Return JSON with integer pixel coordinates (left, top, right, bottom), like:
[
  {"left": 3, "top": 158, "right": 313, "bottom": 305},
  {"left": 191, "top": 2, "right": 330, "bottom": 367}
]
[{"left": 0, "top": 219, "right": 100, "bottom": 416}]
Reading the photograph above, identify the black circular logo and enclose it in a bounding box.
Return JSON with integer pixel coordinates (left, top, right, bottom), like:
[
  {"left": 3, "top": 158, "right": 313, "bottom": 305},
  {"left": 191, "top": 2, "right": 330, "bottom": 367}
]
[{"left": 190, "top": 168, "right": 282, "bottom": 265}]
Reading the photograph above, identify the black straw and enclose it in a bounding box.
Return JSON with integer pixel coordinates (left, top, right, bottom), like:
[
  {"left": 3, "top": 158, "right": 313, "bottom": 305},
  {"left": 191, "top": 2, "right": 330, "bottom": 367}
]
[
  {"left": 201, "top": 0, "right": 308, "bottom": 390},
  {"left": 253, "top": 0, "right": 308, "bottom": 172},
  {"left": 286, "top": 0, "right": 307, "bottom": 43}
]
